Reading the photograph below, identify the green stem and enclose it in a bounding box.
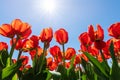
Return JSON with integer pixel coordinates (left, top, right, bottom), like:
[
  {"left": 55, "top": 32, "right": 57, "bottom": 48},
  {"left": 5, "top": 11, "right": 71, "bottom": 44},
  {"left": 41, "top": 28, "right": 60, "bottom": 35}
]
[
  {"left": 100, "top": 50, "right": 106, "bottom": 62},
  {"left": 17, "top": 50, "right": 22, "bottom": 60},
  {"left": 100, "top": 49, "right": 110, "bottom": 71},
  {"left": 78, "top": 64, "right": 81, "bottom": 79},
  {"left": 10, "top": 37, "right": 19, "bottom": 64},
  {"left": 62, "top": 44, "right": 65, "bottom": 67},
  {"left": 39, "top": 42, "right": 46, "bottom": 73}
]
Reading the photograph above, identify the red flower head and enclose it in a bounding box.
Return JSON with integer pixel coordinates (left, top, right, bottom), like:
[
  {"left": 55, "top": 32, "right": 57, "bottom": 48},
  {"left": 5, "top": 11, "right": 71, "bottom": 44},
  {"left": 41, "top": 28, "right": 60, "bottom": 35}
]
[
  {"left": 22, "top": 39, "right": 33, "bottom": 52},
  {"left": 108, "top": 22, "right": 120, "bottom": 39},
  {"left": 0, "top": 24, "right": 15, "bottom": 38},
  {"left": 65, "top": 62, "right": 70, "bottom": 69},
  {"left": 80, "top": 53, "right": 88, "bottom": 62},
  {"left": 47, "top": 57, "right": 53, "bottom": 67},
  {"left": 30, "top": 35, "right": 39, "bottom": 48},
  {"left": 78, "top": 32, "right": 92, "bottom": 47},
  {"left": 94, "top": 40, "right": 106, "bottom": 50},
  {"left": 97, "top": 54, "right": 103, "bottom": 62},
  {"left": 49, "top": 45, "right": 62, "bottom": 63},
  {"left": 48, "top": 61, "right": 58, "bottom": 71},
  {"left": 22, "top": 35, "right": 39, "bottom": 52},
  {"left": 89, "top": 46, "right": 99, "bottom": 57},
  {"left": 74, "top": 54, "right": 81, "bottom": 64},
  {"left": 20, "top": 55, "right": 29, "bottom": 66},
  {"left": 0, "top": 42, "right": 8, "bottom": 50},
  {"left": 54, "top": 28, "right": 68, "bottom": 45},
  {"left": 10, "top": 38, "right": 22, "bottom": 50},
  {"left": 39, "top": 27, "right": 53, "bottom": 43},
  {"left": 29, "top": 46, "right": 43, "bottom": 60},
  {"left": 11, "top": 19, "right": 32, "bottom": 39},
  {"left": 88, "top": 24, "right": 105, "bottom": 49},
  {"left": 49, "top": 45, "right": 61, "bottom": 57},
  {"left": 88, "top": 24, "right": 104, "bottom": 41},
  {"left": 65, "top": 47, "right": 76, "bottom": 60}
]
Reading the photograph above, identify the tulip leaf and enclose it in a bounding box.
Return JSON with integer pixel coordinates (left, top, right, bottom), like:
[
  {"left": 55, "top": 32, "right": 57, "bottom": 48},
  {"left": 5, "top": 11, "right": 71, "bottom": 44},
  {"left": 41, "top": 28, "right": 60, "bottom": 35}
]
[
  {"left": 81, "top": 58, "right": 95, "bottom": 80},
  {"left": 84, "top": 52, "right": 109, "bottom": 78},
  {"left": 57, "top": 64, "right": 68, "bottom": 80},
  {"left": 12, "top": 73, "right": 18, "bottom": 80},
  {"left": 109, "top": 42, "right": 118, "bottom": 66},
  {"left": 67, "top": 55, "right": 77, "bottom": 80},
  {"left": 0, "top": 50, "right": 8, "bottom": 68},
  {"left": 22, "top": 68, "right": 34, "bottom": 80},
  {"left": 109, "top": 42, "right": 120, "bottom": 80},
  {"left": 1, "top": 59, "right": 22, "bottom": 80},
  {"left": 82, "top": 74, "right": 87, "bottom": 80}
]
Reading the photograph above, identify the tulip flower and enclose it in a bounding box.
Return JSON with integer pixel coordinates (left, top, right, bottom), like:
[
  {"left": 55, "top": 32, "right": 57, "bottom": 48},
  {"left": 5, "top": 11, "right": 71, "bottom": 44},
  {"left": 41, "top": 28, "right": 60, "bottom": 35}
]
[
  {"left": 0, "top": 24, "right": 15, "bottom": 38},
  {"left": 29, "top": 46, "right": 43, "bottom": 60},
  {"left": 78, "top": 32, "right": 92, "bottom": 47},
  {"left": 49, "top": 45, "right": 62, "bottom": 57},
  {"left": 11, "top": 19, "right": 32, "bottom": 39},
  {"left": 49, "top": 45, "right": 62, "bottom": 63},
  {"left": 10, "top": 38, "right": 22, "bottom": 50},
  {"left": 20, "top": 55, "right": 29, "bottom": 66},
  {"left": 65, "top": 47, "right": 76, "bottom": 60},
  {"left": 48, "top": 61, "right": 58, "bottom": 71},
  {"left": 88, "top": 24, "right": 106, "bottom": 49},
  {"left": 74, "top": 54, "right": 81, "bottom": 64},
  {"left": 54, "top": 28, "right": 68, "bottom": 45},
  {"left": 108, "top": 22, "right": 120, "bottom": 39},
  {"left": 0, "top": 42, "right": 8, "bottom": 50},
  {"left": 88, "top": 24, "right": 104, "bottom": 41},
  {"left": 39, "top": 27, "right": 53, "bottom": 43},
  {"left": 22, "top": 35, "right": 39, "bottom": 52}
]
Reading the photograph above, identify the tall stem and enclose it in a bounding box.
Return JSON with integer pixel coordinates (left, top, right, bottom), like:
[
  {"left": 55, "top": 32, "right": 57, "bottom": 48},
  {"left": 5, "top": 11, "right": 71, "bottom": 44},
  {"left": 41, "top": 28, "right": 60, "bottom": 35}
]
[
  {"left": 100, "top": 49, "right": 110, "bottom": 70},
  {"left": 39, "top": 42, "right": 46, "bottom": 73},
  {"left": 10, "top": 37, "right": 19, "bottom": 64},
  {"left": 62, "top": 44, "right": 65, "bottom": 67},
  {"left": 100, "top": 49, "right": 106, "bottom": 62},
  {"left": 17, "top": 50, "right": 22, "bottom": 60}
]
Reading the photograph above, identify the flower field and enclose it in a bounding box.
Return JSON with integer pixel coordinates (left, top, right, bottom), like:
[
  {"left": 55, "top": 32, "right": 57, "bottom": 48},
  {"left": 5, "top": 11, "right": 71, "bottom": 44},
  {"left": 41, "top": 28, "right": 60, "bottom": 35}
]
[{"left": 0, "top": 19, "right": 120, "bottom": 80}]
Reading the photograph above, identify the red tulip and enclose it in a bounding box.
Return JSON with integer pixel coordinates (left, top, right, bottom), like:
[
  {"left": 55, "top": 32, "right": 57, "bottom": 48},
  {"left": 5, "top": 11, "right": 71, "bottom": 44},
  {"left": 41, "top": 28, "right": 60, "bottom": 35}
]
[
  {"left": 94, "top": 40, "right": 106, "bottom": 50},
  {"left": 74, "top": 54, "right": 81, "bottom": 64},
  {"left": 0, "top": 42, "right": 8, "bottom": 50},
  {"left": 49, "top": 45, "right": 61, "bottom": 57},
  {"left": 108, "top": 22, "right": 120, "bottom": 39},
  {"left": 97, "top": 54, "right": 103, "bottom": 62},
  {"left": 88, "top": 24, "right": 104, "bottom": 41},
  {"left": 80, "top": 53, "right": 88, "bottom": 62},
  {"left": 65, "top": 62, "right": 70, "bottom": 69},
  {"left": 11, "top": 19, "right": 32, "bottom": 39},
  {"left": 65, "top": 47, "right": 76, "bottom": 60},
  {"left": 54, "top": 28, "right": 68, "bottom": 45},
  {"left": 29, "top": 46, "right": 43, "bottom": 60},
  {"left": 47, "top": 57, "right": 53, "bottom": 67},
  {"left": 88, "top": 24, "right": 105, "bottom": 49},
  {"left": 30, "top": 35, "right": 39, "bottom": 48},
  {"left": 39, "top": 27, "right": 53, "bottom": 43},
  {"left": 48, "top": 61, "right": 58, "bottom": 71},
  {"left": 22, "top": 35, "right": 39, "bottom": 52},
  {"left": 10, "top": 38, "right": 22, "bottom": 50},
  {"left": 78, "top": 32, "right": 92, "bottom": 47},
  {"left": 49, "top": 45, "right": 62, "bottom": 63},
  {"left": 0, "top": 24, "right": 15, "bottom": 38},
  {"left": 20, "top": 55, "right": 29, "bottom": 66}
]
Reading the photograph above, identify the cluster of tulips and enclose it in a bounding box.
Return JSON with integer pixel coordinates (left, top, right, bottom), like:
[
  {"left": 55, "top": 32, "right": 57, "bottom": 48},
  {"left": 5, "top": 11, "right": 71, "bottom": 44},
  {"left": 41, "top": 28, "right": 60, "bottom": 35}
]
[{"left": 0, "top": 19, "right": 120, "bottom": 80}]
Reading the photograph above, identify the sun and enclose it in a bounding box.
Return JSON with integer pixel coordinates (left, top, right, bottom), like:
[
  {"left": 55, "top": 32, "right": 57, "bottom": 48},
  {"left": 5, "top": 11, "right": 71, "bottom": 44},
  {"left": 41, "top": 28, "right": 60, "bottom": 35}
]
[{"left": 41, "top": 0, "right": 56, "bottom": 14}]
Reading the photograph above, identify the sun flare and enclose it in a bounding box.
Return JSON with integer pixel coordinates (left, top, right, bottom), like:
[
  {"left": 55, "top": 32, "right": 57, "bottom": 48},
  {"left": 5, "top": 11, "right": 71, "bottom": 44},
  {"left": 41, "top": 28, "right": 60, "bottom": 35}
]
[{"left": 41, "top": 0, "right": 56, "bottom": 14}]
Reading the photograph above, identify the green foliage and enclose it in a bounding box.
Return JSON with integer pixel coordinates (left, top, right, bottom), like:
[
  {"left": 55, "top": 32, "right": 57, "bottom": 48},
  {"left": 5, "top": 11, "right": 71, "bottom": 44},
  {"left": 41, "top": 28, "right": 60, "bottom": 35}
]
[
  {"left": 0, "top": 58, "right": 23, "bottom": 80},
  {"left": 109, "top": 42, "right": 120, "bottom": 80}
]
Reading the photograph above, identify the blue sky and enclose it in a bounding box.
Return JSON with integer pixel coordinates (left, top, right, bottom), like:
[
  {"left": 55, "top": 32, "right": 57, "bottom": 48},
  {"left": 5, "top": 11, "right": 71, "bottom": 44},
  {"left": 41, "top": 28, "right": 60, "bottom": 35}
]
[{"left": 0, "top": 0, "right": 120, "bottom": 59}]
